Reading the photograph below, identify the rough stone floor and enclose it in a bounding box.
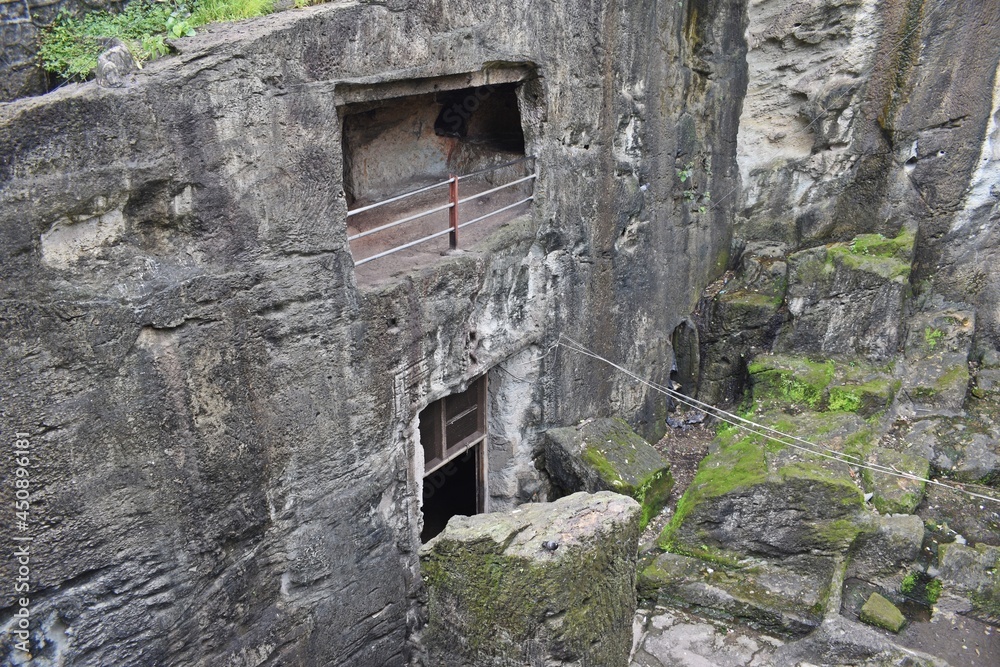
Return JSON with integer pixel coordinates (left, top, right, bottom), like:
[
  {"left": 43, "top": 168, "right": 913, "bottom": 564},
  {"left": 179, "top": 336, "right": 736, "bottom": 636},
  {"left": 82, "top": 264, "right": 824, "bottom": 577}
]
[{"left": 631, "top": 607, "right": 782, "bottom": 667}]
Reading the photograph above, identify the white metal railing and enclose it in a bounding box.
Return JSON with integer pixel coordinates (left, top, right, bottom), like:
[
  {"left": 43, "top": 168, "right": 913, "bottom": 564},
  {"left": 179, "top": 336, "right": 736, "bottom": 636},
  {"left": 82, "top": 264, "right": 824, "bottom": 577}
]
[{"left": 348, "top": 156, "right": 536, "bottom": 266}]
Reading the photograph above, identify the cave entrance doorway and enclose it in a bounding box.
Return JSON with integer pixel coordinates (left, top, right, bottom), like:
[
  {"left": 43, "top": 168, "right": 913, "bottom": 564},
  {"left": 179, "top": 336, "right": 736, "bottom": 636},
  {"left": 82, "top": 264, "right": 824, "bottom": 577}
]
[
  {"left": 671, "top": 320, "right": 700, "bottom": 398},
  {"left": 340, "top": 82, "right": 527, "bottom": 208},
  {"left": 419, "top": 375, "right": 488, "bottom": 542}
]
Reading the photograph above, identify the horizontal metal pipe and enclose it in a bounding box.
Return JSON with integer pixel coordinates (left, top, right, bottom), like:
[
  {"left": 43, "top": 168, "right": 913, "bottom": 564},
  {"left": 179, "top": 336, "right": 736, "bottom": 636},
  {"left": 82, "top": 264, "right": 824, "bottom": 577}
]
[
  {"left": 354, "top": 227, "right": 453, "bottom": 266},
  {"left": 457, "top": 196, "right": 534, "bottom": 229},
  {"left": 457, "top": 174, "right": 537, "bottom": 205},
  {"left": 348, "top": 202, "right": 454, "bottom": 241},
  {"left": 346, "top": 178, "right": 454, "bottom": 217}
]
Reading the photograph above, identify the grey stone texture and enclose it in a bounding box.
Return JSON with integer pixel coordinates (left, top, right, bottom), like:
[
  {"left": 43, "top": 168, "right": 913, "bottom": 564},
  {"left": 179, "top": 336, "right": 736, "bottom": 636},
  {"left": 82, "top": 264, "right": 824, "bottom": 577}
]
[
  {"left": 639, "top": 551, "right": 836, "bottom": 637},
  {"left": 545, "top": 417, "right": 674, "bottom": 528},
  {"left": 419, "top": 491, "right": 641, "bottom": 667},
  {"left": 847, "top": 514, "right": 924, "bottom": 582},
  {"left": 937, "top": 542, "right": 1000, "bottom": 619},
  {"left": 0, "top": 1, "right": 747, "bottom": 666}
]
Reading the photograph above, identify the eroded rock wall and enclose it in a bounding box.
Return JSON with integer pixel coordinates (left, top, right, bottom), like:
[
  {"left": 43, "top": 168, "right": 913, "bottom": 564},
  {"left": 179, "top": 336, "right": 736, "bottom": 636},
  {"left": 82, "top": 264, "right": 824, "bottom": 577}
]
[
  {"left": 735, "top": 0, "right": 1000, "bottom": 354},
  {"left": 0, "top": 2, "right": 748, "bottom": 665}
]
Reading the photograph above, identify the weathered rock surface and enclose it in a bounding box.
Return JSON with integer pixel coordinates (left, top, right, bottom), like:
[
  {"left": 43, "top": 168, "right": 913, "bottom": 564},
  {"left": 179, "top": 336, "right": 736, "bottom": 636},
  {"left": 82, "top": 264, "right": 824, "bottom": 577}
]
[
  {"left": 545, "top": 418, "right": 674, "bottom": 529},
  {"left": 419, "top": 491, "right": 641, "bottom": 667},
  {"left": 631, "top": 606, "right": 782, "bottom": 667},
  {"left": 895, "top": 308, "right": 974, "bottom": 420},
  {"left": 639, "top": 551, "right": 835, "bottom": 636},
  {"left": 95, "top": 38, "right": 137, "bottom": 88},
  {"left": 860, "top": 592, "right": 906, "bottom": 633},
  {"left": 937, "top": 542, "right": 1000, "bottom": 620},
  {"left": 769, "top": 615, "right": 947, "bottom": 667},
  {"left": 695, "top": 241, "right": 790, "bottom": 406},
  {"left": 0, "top": 1, "right": 749, "bottom": 664},
  {"left": 777, "top": 229, "right": 915, "bottom": 361},
  {"left": 847, "top": 514, "right": 924, "bottom": 582}
]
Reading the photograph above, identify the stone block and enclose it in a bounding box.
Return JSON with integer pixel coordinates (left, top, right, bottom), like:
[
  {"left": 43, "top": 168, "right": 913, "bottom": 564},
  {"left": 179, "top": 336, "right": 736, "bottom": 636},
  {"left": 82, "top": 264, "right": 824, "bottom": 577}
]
[
  {"left": 419, "top": 491, "right": 641, "bottom": 667},
  {"left": 937, "top": 542, "right": 1000, "bottom": 619},
  {"left": 545, "top": 418, "right": 673, "bottom": 529},
  {"left": 859, "top": 592, "right": 906, "bottom": 632},
  {"left": 639, "top": 551, "right": 833, "bottom": 637},
  {"left": 847, "top": 513, "right": 924, "bottom": 581},
  {"left": 659, "top": 424, "right": 866, "bottom": 559}
]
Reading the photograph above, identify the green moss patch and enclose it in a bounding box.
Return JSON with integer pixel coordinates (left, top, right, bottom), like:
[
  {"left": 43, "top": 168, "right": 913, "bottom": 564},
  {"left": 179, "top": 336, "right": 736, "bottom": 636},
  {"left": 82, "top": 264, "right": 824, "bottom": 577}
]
[
  {"left": 826, "top": 229, "right": 915, "bottom": 282},
  {"left": 39, "top": 0, "right": 275, "bottom": 80},
  {"left": 860, "top": 592, "right": 906, "bottom": 632},
  {"left": 749, "top": 355, "right": 835, "bottom": 410},
  {"left": 546, "top": 418, "right": 673, "bottom": 530}
]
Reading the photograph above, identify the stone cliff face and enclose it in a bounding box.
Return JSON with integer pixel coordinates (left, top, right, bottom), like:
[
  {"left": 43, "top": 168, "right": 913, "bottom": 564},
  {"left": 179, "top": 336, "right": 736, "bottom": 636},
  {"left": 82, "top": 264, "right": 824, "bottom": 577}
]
[
  {"left": 4, "top": 0, "right": 998, "bottom": 664},
  {"left": 697, "top": 0, "right": 1000, "bottom": 403},
  {"left": 734, "top": 0, "right": 1000, "bottom": 353},
  {"left": 0, "top": 2, "right": 745, "bottom": 665}
]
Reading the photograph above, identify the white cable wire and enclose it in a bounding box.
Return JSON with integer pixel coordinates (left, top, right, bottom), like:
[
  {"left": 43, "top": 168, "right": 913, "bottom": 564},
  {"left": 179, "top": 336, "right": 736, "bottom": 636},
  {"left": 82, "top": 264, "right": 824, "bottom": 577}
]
[{"left": 556, "top": 335, "right": 1000, "bottom": 506}]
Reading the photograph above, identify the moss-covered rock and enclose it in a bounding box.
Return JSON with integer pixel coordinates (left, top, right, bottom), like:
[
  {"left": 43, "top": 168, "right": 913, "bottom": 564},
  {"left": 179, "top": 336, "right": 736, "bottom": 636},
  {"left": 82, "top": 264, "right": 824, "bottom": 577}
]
[
  {"left": 659, "top": 424, "right": 866, "bottom": 559},
  {"left": 638, "top": 551, "right": 832, "bottom": 637},
  {"left": 777, "top": 229, "right": 915, "bottom": 361},
  {"left": 749, "top": 354, "right": 835, "bottom": 410},
  {"left": 419, "top": 491, "right": 641, "bottom": 667},
  {"left": 749, "top": 353, "right": 896, "bottom": 418},
  {"left": 864, "top": 448, "right": 930, "bottom": 515},
  {"left": 545, "top": 418, "right": 673, "bottom": 529},
  {"left": 859, "top": 592, "right": 906, "bottom": 632}
]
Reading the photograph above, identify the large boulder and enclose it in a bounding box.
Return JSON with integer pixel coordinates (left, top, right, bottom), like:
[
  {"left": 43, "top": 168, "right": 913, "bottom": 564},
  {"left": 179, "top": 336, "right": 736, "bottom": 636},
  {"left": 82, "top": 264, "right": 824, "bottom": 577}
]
[
  {"left": 937, "top": 542, "right": 1000, "bottom": 620},
  {"left": 544, "top": 418, "right": 673, "bottom": 529},
  {"left": 659, "top": 426, "right": 867, "bottom": 560},
  {"left": 777, "top": 229, "right": 915, "bottom": 362},
  {"left": 639, "top": 551, "right": 835, "bottom": 636},
  {"left": 418, "top": 491, "right": 641, "bottom": 667}
]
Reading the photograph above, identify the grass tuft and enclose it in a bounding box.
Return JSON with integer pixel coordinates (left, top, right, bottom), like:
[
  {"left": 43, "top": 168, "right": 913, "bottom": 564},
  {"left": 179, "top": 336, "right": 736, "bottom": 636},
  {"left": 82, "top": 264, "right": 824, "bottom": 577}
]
[{"left": 38, "top": 0, "right": 275, "bottom": 81}]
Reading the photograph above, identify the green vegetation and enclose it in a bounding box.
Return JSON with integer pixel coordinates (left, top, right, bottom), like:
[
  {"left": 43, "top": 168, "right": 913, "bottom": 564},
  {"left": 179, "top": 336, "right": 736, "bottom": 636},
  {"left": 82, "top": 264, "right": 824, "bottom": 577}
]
[
  {"left": 924, "top": 327, "right": 944, "bottom": 350},
  {"left": 676, "top": 161, "right": 712, "bottom": 213},
  {"left": 900, "top": 571, "right": 944, "bottom": 605},
  {"left": 38, "top": 0, "right": 274, "bottom": 81},
  {"left": 828, "top": 386, "right": 862, "bottom": 412},
  {"left": 925, "top": 578, "right": 942, "bottom": 604},
  {"left": 845, "top": 229, "right": 915, "bottom": 261},
  {"left": 749, "top": 355, "right": 835, "bottom": 410},
  {"left": 825, "top": 228, "right": 915, "bottom": 281}
]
